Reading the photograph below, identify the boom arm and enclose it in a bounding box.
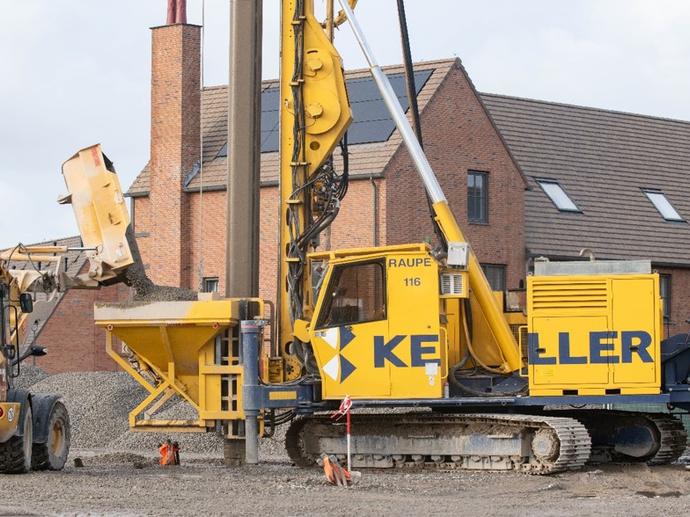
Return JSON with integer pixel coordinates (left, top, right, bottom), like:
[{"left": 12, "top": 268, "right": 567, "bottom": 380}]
[
  {"left": 278, "top": 0, "right": 353, "bottom": 359},
  {"left": 336, "top": 0, "right": 521, "bottom": 372}
]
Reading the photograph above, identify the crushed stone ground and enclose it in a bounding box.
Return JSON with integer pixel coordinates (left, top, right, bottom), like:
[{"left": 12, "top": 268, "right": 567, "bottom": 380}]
[
  {"left": 1, "top": 460, "right": 689, "bottom": 516},
  {"left": 5, "top": 366, "right": 690, "bottom": 515}
]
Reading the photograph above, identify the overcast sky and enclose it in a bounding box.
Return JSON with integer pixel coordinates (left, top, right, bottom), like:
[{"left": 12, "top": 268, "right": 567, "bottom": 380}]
[{"left": 2, "top": 0, "right": 690, "bottom": 245}]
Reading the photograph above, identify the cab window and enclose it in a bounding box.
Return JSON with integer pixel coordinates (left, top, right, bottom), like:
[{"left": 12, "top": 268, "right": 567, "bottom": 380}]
[{"left": 317, "top": 261, "right": 386, "bottom": 328}]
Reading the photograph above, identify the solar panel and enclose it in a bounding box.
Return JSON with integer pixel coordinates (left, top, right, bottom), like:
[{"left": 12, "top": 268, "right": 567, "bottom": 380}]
[{"left": 216, "top": 69, "right": 433, "bottom": 157}]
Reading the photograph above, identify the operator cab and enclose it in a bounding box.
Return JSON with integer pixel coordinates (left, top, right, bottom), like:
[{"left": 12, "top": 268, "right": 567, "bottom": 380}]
[{"left": 305, "top": 244, "right": 445, "bottom": 400}]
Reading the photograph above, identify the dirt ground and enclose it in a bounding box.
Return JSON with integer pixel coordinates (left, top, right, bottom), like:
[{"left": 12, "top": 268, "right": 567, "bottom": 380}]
[{"left": 0, "top": 450, "right": 689, "bottom": 516}]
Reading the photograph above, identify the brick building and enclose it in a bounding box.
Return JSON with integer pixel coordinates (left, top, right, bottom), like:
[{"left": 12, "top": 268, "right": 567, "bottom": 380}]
[
  {"left": 126, "top": 23, "right": 527, "bottom": 308},
  {"left": 482, "top": 94, "right": 690, "bottom": 336},
  {"left": 25, "top": 17, "right": 690, "bottom": 372}
]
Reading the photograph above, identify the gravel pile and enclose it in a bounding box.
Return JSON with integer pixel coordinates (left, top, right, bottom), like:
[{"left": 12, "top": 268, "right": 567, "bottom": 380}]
[
  {"left": 21, "top": 369, "right": 290, "bottom": 458},
  {"left": 260, "top": 420, "right": 290, "bottom": 458},
  {"left": 107, "top": 398, "right": 225, "bottom": 455},
  {"left": 31, "top": 371, "right": 143, "bottom": 449},
  {"left": 27, "top": 371, "right": 225, "bottom": 454},
  {"left": 13, "top": 364, "right": 49, "bottom": 390}
]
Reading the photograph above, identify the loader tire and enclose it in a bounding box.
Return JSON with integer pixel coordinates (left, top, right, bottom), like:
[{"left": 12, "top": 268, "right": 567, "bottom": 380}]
[
  {"left": 0, "top": 405, "right": 33, "bottom": 474},
  {"left": 32, "top": 401, "right": 70, "bottom": 471}
]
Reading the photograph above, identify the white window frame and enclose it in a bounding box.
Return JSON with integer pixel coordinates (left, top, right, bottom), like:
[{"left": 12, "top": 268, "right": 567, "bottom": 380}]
[
  {"left": 642, "top": 189, "right": 684, "bottom": 222},
  {"left": 202, "top": 277, "right": 220, "bottom": 293},
  {"left": 536, "top": 179, "right": 580, "bottom": 213}
]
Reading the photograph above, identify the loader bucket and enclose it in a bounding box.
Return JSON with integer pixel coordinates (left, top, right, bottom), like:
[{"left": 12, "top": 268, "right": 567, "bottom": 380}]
[
  {"left": 60, "top": 144, "right": 134, "bottom": 285},
  {"left": 94, "top": 299, "right": 248, "bottom": 431}
]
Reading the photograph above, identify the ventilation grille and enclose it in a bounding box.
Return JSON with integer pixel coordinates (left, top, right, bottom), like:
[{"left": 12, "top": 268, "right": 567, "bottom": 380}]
[
  {"left": 512, "top": 325, "right": 528, "bottom": 363},
  {"left": 531, "top": 281, "right": 608, "bottom": 310},
  {"left": 441, "top": 273, "right": 464, "bottom": 296}
]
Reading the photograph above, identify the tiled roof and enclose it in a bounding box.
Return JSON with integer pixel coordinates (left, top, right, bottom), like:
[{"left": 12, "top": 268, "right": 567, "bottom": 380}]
[
  {"left": 126, "top": 58, "right": 457, "bottom": 196},
  {"left": 6, "top": 235, "right": 87, "bottom": 278},
  {"left": 482, "top": 93, "right": 690, "bottom": 266},
  {"left": 4, "top": 235, "right": 89, "bottom": 346}
]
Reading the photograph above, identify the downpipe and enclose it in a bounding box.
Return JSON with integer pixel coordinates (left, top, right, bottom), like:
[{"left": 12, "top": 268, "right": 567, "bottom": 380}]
[{"left": 241, "top": 319, "right": 263, "bottom": 465}]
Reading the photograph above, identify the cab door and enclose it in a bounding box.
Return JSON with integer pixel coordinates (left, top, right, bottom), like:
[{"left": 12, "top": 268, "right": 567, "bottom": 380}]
[
  {"left": 310, "top": 259, "right": 391, "bottom": 399},
  {"left": 385, "top": 253, "right": 442, "bottom": 398}
]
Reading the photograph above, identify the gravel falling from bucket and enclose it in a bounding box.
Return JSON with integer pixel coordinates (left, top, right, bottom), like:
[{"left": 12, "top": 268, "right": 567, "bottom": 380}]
[{"left": 123, "top": 227, "right": 197, "bottom": 302}]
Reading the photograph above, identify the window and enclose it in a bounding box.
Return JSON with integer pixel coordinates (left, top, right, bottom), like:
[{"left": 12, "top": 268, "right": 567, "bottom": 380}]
[
  {"left": 643, "top": 190, "right": 684, "bottom": 222},
  {"left": 537, "top": 180, "right": 580, "bottom": 212},
  {"left": 202, "top": 277, "right": 219, "bottom": 293},
  {"left": 481, "top": 264, "right": 506, "bottom": 292},
  {"left": 660, "top": 274, "right": 671, "bottom": 321},
  {"left": 468, "top": 171, "right": 488, "bottom": 223},
  {"left": 317, "top": 261, "right": 386, "bottom": 328}
]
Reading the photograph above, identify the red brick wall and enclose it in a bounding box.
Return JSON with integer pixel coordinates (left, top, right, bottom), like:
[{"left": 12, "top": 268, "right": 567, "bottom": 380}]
[
  {"left": 183, "top": 190, "right": 226, "bottom": 292},
  {"left": 330, "top": 178, "right": 386, "bottom": 248},
  {"left": 258, "top": 187, "right": 279, "bottom": 303},
  {"left": 33, "top": 281, "right": 130, "bottom": 374},
  {"left": 133, "top": 178, "right": 386, "bottom": 304},
  {"left": 147, "top": 24, "right": 200, "bottom": 287},
  {"left": 385, "top": 64, "right": 526, "bottom": 290}
]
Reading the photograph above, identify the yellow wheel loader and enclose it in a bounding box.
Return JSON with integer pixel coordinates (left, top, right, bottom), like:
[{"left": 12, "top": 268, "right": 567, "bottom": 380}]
[
  {"left": 0, "top": 146, "right": 135, "bottom": 473},
  {"left": 0, "top": 248, "right": 71, "bottom": 473}
]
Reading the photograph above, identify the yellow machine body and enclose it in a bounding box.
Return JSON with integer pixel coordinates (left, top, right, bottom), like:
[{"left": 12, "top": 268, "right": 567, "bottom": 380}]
[
  {"left": 527, "top": 274, "right": 662, "bottom": 396},
  {"left": 298, "top": 243, "right": 518, "bottom": 400},
  {"left": 94, "top": 299, "right": 263, "bottom": 433}
]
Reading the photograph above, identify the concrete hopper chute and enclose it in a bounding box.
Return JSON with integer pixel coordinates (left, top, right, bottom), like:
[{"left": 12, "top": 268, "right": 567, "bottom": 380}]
[
  {"left": 94, "top": 299, "right": 254, "bottom": 432},
  {"left": 59, "top": 144, "right": 134, "bottom": 287}
]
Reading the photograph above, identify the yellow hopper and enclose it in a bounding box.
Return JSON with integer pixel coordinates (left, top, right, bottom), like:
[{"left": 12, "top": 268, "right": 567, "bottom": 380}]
[{"left": 95, "top": 299, "right": 259, "bottom": 433}]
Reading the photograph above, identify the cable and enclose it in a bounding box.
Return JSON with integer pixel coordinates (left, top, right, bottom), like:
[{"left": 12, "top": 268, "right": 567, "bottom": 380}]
[
  {"left": 395, "top": 0, "right": 446, "bottom": 252},
  {"left": 285, "top": 0, "right": 350, "bottom": 330},
  {"left": 447, "top": 301, "right": 526, "bottom": 397}
]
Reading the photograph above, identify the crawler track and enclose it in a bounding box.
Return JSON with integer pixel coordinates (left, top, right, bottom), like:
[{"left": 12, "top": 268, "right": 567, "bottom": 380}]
[
  {"left": 645, "top": 413, "right": 688, "bottom": 465},
  {"left": 286, "top": 413, "right": 592, "bottom": 474},
  {"left": 559, "top": 410, "right": 687, "bottom": 466}
]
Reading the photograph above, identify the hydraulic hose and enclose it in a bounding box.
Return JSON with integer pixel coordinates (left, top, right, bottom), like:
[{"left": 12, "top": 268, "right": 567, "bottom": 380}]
[{"left": 461, "top": 299, "right": 510, "bottom": 375}]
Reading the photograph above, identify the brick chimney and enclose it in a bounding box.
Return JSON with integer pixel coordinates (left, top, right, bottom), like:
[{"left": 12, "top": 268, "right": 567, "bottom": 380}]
[{"left": 148, "top": 5, "right": 200, "bottom": 287}]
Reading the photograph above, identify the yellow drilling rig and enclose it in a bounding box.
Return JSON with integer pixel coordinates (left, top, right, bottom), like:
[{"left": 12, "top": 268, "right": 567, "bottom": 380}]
[{"left": 58, "top": 1, "right": 689, "bottom": 474}]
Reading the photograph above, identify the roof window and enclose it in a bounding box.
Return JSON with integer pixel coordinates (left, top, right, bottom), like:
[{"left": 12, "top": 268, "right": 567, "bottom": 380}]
[
  {"left": 643, "top": 189, "right": 684, "bottom": 222},
  {"left": 536, "top": 180, "right": 580, "bottom": 212}
]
